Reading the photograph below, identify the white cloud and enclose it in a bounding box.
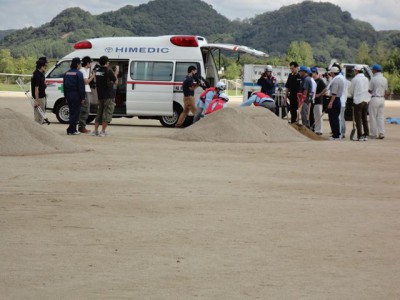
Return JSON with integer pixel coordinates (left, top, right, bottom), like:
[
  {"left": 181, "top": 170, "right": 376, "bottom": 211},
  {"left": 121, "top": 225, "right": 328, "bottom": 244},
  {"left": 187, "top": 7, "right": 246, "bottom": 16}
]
[{"left": 0, "top": 0, "right": 399, "bottom": 31}]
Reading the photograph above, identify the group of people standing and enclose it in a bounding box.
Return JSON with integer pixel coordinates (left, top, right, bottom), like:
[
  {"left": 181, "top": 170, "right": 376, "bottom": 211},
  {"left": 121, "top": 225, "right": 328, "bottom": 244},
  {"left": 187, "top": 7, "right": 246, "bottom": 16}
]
[
  {"left": 284, "top": 62, "right": 389, "bottom": 140},
  {"left": 31, "top": 55, "right": 118, "bottom": 137}
]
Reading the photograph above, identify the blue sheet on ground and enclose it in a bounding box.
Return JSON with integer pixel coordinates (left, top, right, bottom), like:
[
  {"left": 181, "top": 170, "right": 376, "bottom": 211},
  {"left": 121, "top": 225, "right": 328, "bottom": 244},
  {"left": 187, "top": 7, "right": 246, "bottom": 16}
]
[{"left": 386, "top": 117, "right": 400, "bottom": 124}]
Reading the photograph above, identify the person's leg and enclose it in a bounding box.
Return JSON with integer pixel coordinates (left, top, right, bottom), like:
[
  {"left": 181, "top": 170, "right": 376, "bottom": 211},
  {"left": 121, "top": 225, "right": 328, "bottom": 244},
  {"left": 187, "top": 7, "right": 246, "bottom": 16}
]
[
  {"left": 328, "top": 98, "right": 341, "bottom": 139},
  {"left": 340, "top": 106, "right": 346, "bottom": 137},
  {"left": 353, "top": 103, "right": 362, "bottom": 139},
  {"left": 193, "top": 107, "right": 204, "bottom": 123},
  {"left": 368, "top": 98, "right": 378, "bottom": 137},
  {"left": 309, "top": 102, "right": 315, "bottom": 130},
  {"left": 78, "top": 93, "right": 89, "bottom": 132},
  {"left": 313, "top": 104, "right": 323, "bottom": 134},
  {"left": 376, "top": 98, "right": 385, "bottom": 137},
  {"left": 261, "top": 101, "right": 276, "bottom": 112},
  {"left": 301, "top": 102, "right": 309, "bottom": 127},
  {"left": 289, "top": 97, "right": 298, "bottom": 123},
  {"left": 361, "top": 102, "right": 369, "bottom": 137},
  {"left": 93, "top": 99, "right": 104, "bottom": 134},
  {"left": 176, "top": 97, "right": 192, "bottom": 127},
  {"left": 100, "top": 98, "right": 115, "bottom": 135},
  {"left": 68, "top": 96, "right": 81, "bottom": 133}
]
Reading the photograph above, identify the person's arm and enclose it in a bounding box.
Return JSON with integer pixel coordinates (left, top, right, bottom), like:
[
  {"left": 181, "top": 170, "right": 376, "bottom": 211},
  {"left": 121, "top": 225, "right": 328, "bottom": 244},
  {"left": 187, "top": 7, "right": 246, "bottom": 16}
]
[
  {"left": 34, "top": 86, "right": 39, "bottom": 107},
  {"left": 240, "top": 95, "right": 255, "bottom": 107}
]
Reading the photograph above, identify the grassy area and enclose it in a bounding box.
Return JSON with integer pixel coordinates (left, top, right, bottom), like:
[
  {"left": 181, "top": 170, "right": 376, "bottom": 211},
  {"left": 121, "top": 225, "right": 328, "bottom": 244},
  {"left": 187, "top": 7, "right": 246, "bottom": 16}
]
[{"left": 0, "top": 83, "right": 23, "bottom": 92}]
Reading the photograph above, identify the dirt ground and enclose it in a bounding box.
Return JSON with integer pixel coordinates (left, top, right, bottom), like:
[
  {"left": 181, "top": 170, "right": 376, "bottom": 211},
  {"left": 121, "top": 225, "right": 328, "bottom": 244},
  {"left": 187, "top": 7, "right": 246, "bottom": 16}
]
[{"left": 1, "top": 92, "right": 400, "bottom": 299}]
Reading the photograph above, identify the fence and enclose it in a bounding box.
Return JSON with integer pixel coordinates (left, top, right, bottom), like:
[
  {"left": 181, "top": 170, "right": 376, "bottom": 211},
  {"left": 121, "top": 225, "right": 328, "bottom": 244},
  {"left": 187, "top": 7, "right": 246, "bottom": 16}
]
[
  {"left": 0, "top": 73, "right": 31, "bottom": 85},
  {"left": 221, "top": 79, "right": 243, "bottom": 96}
]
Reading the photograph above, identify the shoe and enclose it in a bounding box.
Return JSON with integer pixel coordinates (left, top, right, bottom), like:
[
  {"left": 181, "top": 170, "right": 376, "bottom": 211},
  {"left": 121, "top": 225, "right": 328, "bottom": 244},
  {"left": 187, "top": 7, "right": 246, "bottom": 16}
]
[
  {"left": 329, "top": 137, "right": 340, "bottom": 141},
  {"left": 378, "top": 134, "right": 385, "bottom": 139},
  {"left": 79, "top": 128, "right": 91, "bottom": 134},
  {"left": 67, "top": 131, "right": 80, "bottom": 135},
  {"left": 98, "top": 131, "right": 109, "bottom": 137},
  {"left": 91, "top": 131, "right": 99, "bottom": 136},
  {"left": 316, "top": 132, "right": 323, "bottom": 136},
  {"left": 362, "top": 135, "right": 368, "bottom": 141}
]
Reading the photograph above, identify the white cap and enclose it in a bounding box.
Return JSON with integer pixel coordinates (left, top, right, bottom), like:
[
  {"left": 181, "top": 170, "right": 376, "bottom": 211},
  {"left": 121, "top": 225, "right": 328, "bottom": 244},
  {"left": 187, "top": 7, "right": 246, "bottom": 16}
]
[
  {"left": 329, "top": 66, "right": 340, "bottom": 74},
  {"left": 354, "top": 65, "right": 363, "bottom": 71}
]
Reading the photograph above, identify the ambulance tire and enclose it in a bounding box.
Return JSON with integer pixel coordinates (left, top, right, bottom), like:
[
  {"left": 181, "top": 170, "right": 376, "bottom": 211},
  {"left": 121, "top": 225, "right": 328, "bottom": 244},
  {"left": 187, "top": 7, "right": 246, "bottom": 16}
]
[
  {"left": 55, "top": 100, "right": 69, "bottom": 124},
  {"left": 159, "top": 102, "right": 182, "bottom": 127}
]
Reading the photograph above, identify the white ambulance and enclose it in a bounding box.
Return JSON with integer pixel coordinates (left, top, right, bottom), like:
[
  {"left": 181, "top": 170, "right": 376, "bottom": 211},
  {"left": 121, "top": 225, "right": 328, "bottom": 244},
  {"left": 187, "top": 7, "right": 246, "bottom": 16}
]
[{"left": 45, "top": 35, "right": 267, "bottom": 127}]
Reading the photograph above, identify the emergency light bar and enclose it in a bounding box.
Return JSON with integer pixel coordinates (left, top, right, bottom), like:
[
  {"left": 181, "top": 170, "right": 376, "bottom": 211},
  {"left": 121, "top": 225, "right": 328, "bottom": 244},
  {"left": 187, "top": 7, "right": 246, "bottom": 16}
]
[
  {"left": 170, "top": 36, "right": 198, "bottom": 47},
  {"left": 74, "top": 41, "right": 92, "bottom": 49}
]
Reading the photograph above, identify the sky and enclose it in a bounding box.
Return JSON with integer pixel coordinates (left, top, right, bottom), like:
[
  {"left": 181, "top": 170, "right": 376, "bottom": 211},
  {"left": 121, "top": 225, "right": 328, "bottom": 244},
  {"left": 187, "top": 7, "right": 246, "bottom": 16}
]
[{"left": 0, "top": 0, "right": 399, "bottom": 31}]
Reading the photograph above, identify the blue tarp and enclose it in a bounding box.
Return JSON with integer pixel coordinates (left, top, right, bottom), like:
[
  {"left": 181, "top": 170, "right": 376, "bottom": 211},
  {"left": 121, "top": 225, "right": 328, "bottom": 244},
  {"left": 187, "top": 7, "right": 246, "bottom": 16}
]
[{"left": 386, "top": 117, "right": 400, "bottom": 124}]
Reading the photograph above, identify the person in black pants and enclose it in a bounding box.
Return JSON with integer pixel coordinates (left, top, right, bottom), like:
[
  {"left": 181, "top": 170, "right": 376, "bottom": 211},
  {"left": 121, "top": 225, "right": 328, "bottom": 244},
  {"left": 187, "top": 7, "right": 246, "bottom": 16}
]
[
  {"left": 285, "top": 62, "right": 302, "bottom": 123},
  {"left": 63, "top": 57, "right": 85, "bottom": 135},
  {"left": 327, "top": 67, "right": 344, "bottom": 140}
]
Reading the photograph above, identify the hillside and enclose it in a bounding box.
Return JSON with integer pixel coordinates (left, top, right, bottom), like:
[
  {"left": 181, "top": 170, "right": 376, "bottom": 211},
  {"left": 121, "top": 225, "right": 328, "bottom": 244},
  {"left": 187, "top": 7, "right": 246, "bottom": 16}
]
[
  {"left": 0, "top": 0, "right": 399, "bottom": 63},
  {"left": 236, "top": 1, "right": 379, "bottom": 61}
]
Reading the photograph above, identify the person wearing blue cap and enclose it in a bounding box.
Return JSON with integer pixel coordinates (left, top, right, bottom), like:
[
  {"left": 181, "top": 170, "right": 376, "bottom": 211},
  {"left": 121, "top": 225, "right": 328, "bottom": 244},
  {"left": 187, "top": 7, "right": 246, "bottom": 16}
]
[
  {"left": 63, "top": 57, "right": 85, "bottom": 135},
  {"left": 368, "top": 64, "right": 389, "bottom": 139},
  {"left": 298, "top": 66, "right": 313, "bottom": 127}
]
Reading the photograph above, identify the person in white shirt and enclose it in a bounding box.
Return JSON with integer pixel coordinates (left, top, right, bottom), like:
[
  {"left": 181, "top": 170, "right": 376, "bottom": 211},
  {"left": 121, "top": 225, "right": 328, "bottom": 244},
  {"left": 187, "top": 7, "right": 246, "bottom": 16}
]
[
  {"left": 78, "top": 56, "right": 95, "bottom": 133},
  {"left": 349, "top": 65, "right": 370, "bottom": 141},
  {"left": 334, "top": 65, "right": 348, "bottom": 138},
  {"left": 369, "top": 64, "right": 389, "bottom": 139}
]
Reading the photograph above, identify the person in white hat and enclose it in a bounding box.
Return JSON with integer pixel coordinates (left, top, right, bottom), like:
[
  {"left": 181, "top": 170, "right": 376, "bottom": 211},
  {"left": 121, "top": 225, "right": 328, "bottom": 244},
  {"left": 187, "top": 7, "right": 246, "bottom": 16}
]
[
  {"left": 349, "top": 65, "right": 370, "bottom": 141},
  {"left": 327, "top": 66, "right": 344, "bottom": 140}
]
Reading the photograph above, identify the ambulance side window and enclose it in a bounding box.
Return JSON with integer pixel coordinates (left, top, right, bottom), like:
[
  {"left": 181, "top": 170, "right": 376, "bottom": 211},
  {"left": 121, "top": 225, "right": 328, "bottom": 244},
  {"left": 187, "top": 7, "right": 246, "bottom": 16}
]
[
  {"left": 47, "top": 61, "right": 70, "bottom": 78},
  {"left": 175, "top": 62, "right": 201, "bottom": 82},
  {"left": 130, "top": 61, "right": 173, "bottom": 81}
]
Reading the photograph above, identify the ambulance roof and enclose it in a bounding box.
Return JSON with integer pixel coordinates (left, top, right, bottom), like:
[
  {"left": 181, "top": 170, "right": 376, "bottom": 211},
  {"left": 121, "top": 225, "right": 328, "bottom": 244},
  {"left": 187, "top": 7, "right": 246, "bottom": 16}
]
[{"left": 62, "top": 35, "right": 268, "bottom": 60}]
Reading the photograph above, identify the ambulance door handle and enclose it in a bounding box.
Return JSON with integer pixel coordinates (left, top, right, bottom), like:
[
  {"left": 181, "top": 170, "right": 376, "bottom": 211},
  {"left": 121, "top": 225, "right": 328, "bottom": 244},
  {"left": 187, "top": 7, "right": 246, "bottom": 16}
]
[{"left": 131, "top": 83, "right": 135, "bottom": 90}]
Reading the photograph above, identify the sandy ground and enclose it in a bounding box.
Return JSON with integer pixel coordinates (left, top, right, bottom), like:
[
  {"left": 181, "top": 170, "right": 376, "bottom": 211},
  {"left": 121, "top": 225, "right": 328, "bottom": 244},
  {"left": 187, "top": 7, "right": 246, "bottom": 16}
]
[{"left": 1, "top": 92, "right": 400, "bottom": 299}]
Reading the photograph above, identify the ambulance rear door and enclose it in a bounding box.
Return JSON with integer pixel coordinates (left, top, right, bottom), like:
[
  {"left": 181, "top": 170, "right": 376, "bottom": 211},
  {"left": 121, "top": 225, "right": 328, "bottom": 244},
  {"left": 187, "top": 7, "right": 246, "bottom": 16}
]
[{"left": 126, "top": 60, "right": 175, "bottom": 116}]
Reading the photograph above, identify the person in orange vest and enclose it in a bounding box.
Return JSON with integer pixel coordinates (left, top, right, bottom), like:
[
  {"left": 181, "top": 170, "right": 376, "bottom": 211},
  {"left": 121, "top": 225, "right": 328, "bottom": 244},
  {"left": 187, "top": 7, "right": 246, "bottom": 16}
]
[
  {"left": 240, "top": 91, "right": 275, "bottom": 112},
  {"left": 204, "top": 93, "right": 229, "bottom": 115}
]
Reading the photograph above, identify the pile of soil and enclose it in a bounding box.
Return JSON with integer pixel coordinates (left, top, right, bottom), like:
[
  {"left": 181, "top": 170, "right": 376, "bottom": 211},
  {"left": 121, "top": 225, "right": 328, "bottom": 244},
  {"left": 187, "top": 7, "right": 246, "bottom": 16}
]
[
  {"left": 0, "top": 108, "right": 84, "bottom": 156},
  {"left": 170, "top": 107, "right": 310, "bottom": 143}
]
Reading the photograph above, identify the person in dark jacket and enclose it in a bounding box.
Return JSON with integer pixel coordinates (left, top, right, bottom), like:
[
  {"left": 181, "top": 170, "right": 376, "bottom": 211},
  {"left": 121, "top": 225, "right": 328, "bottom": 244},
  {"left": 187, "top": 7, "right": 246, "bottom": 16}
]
[
  {"left": 31, "top": 59, "right": 47, "bottom": 124},
  {"left": 63, "top": 57, "right": 85, "bottom": 135}
]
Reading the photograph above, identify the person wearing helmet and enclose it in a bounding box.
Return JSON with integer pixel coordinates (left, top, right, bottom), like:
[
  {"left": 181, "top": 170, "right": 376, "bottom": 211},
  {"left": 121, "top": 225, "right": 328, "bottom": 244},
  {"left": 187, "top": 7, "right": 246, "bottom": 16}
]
[
  {"left": 240, "top": 91, "right": 275, "bottom": 112},
  {"left": 205, "top": 92, "right": 229, "bottom": 115},
  {"left": 193, "top": 81, "right": 225, "bottom": 122},
  {"left": 257, "top": 65, "right": 277, "bottom": 97}
]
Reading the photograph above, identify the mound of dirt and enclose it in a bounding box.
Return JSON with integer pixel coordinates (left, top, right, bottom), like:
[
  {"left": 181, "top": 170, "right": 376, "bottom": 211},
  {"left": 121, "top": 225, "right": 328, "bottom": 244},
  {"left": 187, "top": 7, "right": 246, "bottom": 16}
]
[
  {"left": 170, "top": 106, "right": 310, "bottom": 143},
  {"left": 0, "top": 108, "right": 84, "bottom": 156}
]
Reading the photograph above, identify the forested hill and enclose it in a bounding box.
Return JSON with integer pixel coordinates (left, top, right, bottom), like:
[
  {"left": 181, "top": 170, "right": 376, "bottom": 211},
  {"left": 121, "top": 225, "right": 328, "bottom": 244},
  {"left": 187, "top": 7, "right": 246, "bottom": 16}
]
[
  {"left": 97, "top": 0, "right": 234, "bottom": 39},
  {"left": 0, "top": 0, "right": 399, "bottom": 63},
  {"left": 236, "top": 1, "right": 381, "bottom": 62}
]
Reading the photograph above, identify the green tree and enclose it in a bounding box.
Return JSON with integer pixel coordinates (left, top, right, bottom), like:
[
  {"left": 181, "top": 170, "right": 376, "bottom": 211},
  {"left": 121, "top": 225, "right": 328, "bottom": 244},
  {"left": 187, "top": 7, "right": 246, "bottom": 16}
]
[
  {"left": 223, "top": 61, "right": 241, "bottom": 79},
  {"left": 286, "top": 41, "right": 314, "bottom": 66},
  {"left": 286, "top": 41, "right": 302, "bottom": 64},
  {"left": 356, "top": 42, "right": 372, "bottom": 65},
  {"left": 0, "top": 49, "right": 15, "bottom": 73}
]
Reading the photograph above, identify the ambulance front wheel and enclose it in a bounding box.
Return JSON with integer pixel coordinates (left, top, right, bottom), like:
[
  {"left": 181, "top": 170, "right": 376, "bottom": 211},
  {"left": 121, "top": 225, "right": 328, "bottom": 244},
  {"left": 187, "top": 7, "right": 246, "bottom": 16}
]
[
  {"left": 55, "top": 100, "right": 69, "bottom": 124},
  {"left": 159, "top": 103, "right": 182, "bottom": 127}
]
